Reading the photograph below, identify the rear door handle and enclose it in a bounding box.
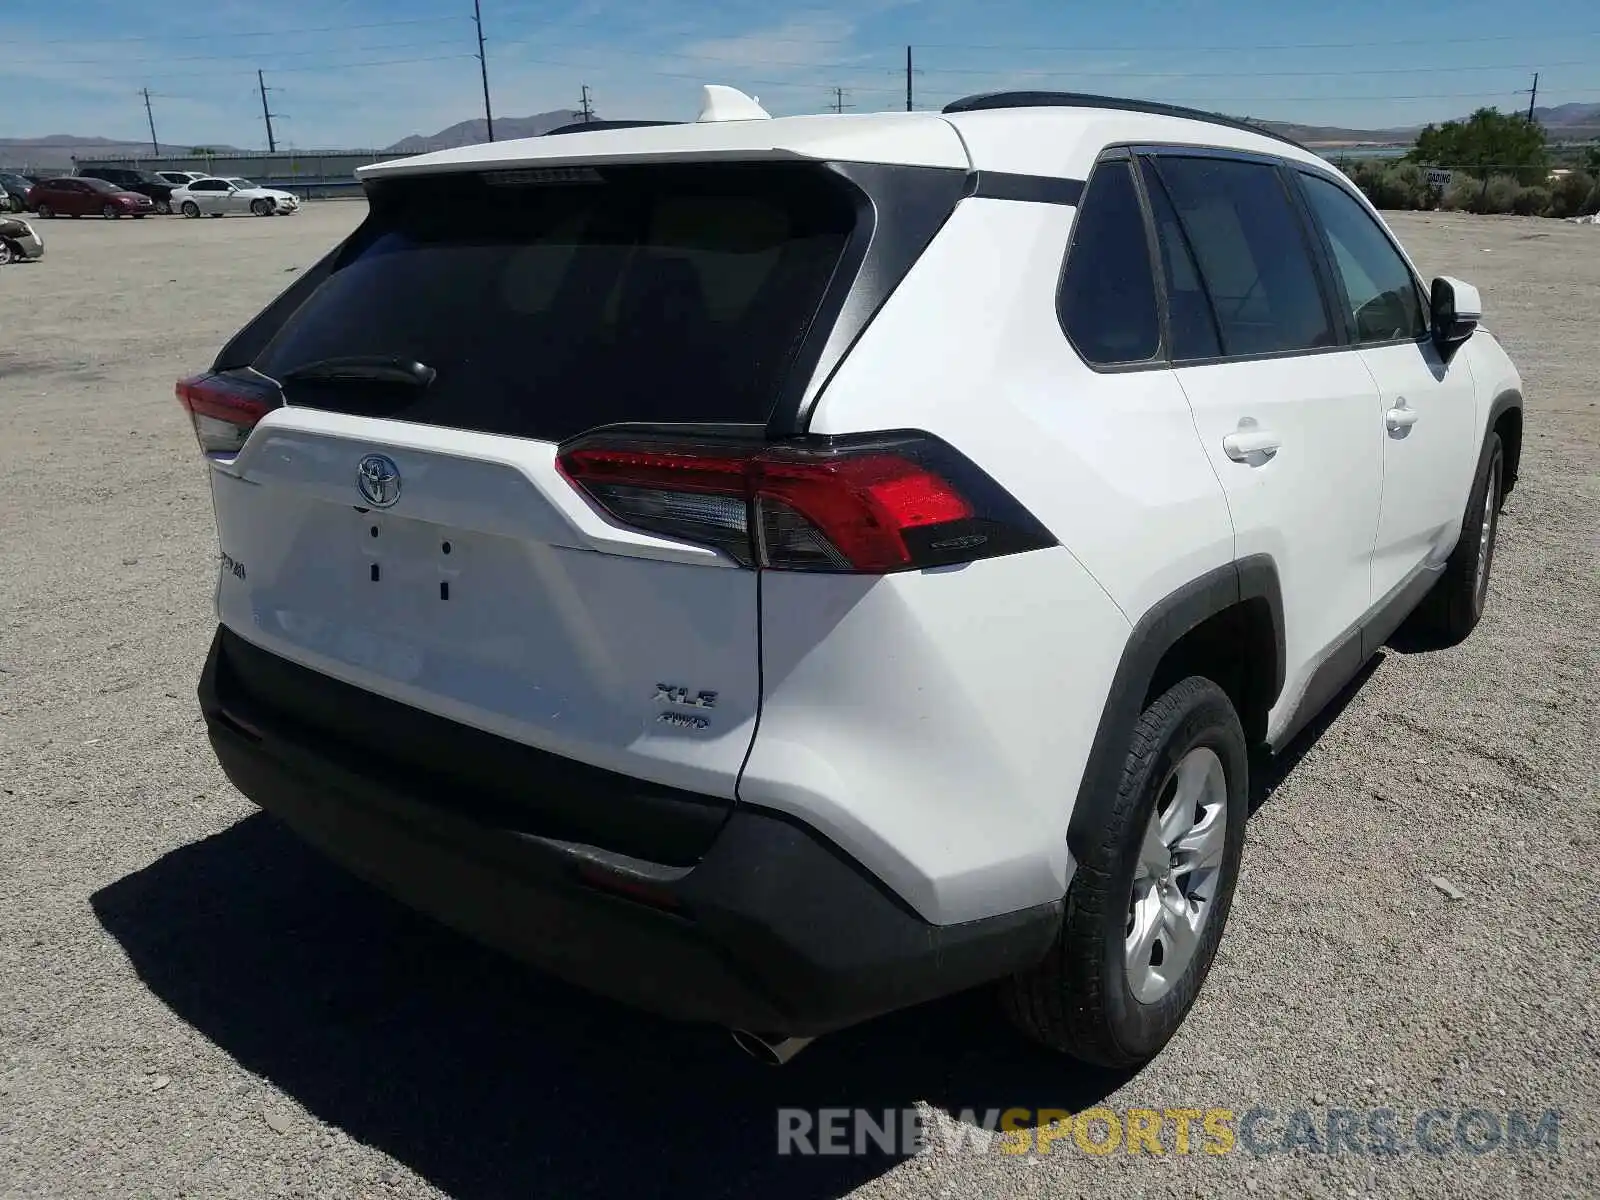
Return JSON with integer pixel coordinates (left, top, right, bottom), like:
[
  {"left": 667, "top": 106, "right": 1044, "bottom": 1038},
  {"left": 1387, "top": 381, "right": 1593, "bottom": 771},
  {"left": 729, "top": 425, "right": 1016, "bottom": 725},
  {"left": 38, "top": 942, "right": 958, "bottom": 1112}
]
[
  {"left": 1385, "top": 403, "right": 1420, "bottom": 433},
  {"left": 1221, "top": 427, "right": 1282, "bottom": 462}
]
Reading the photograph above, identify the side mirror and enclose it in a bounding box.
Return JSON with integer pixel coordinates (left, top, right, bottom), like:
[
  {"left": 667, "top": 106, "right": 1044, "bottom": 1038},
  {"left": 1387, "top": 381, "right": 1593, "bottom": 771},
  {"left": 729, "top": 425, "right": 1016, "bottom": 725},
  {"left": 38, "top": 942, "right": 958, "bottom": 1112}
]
[{"left": 1431, "top": 276, "right": 1481, "bottom": 353}]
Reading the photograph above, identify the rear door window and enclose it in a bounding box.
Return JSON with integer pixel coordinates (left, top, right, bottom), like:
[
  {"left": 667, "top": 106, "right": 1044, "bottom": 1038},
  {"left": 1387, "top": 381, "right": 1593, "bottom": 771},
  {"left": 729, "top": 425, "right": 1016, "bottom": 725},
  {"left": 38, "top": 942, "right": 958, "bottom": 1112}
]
[
  {"left": 1056, "top": 159, "right": 1161, "bottom": 366},
  {"left": 256, "top": 163, "right": 860, "bottom": 442},
  {"left": 1148, "top": 155, "right": 1336, "bottom": 357},
  {"left": 1143, "top": 169, "right": 1222, "bottom": 361}
]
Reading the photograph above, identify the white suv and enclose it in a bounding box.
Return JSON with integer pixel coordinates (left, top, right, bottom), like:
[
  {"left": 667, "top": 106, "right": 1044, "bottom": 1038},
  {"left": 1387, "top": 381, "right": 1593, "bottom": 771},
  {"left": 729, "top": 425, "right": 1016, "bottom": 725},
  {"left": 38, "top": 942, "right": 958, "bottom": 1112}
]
[{"left": 181, "top": 89, "right": 1522, "bottom": 1067}]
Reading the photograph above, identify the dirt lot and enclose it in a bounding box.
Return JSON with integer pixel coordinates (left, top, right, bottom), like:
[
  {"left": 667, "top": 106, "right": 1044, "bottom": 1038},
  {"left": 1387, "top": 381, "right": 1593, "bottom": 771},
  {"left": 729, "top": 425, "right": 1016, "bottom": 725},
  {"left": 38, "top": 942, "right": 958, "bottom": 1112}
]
[{"left": 1, "top": 204, "right": 1597, "bottom": 1199}]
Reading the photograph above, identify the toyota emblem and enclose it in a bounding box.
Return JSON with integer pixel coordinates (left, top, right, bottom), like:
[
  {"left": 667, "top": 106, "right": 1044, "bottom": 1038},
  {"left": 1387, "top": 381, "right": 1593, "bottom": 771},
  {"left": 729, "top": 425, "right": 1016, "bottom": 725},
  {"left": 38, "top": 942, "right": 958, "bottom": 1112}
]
[{"left": 356, "top": 454, "right": 401, "bottom": 508}]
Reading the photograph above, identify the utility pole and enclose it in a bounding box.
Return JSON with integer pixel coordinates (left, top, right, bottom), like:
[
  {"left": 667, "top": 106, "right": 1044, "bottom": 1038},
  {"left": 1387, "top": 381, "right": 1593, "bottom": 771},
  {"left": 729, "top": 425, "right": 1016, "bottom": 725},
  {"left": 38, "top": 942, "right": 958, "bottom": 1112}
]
[
  {"left": 473, "top": 0, "right": 494, "bottom": 141},
  {"left": 1521, "top": 72, "right": 1540, "bottom": 123},
  {"left": 905, "top": 46, "right": 913, "bottom": 112},
  {"left": 141, "top": 88, "right": 159, "bottom": 155},
  {"left": 830, "top": 86, "right": 853, "bottom": 114},
  {"left": 257, "top": 70, "right": 279, "bottom": 153},
  {"left": 579, "top": 85, "right": 594, "bottom": 122}
]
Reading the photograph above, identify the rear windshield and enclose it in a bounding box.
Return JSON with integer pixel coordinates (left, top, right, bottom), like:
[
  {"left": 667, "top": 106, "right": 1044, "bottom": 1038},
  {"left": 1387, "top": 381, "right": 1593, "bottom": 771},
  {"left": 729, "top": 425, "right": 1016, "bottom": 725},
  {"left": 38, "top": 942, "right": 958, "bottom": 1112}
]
[{"left": 256, "top": 163, "right": 860, "bottom": 442}]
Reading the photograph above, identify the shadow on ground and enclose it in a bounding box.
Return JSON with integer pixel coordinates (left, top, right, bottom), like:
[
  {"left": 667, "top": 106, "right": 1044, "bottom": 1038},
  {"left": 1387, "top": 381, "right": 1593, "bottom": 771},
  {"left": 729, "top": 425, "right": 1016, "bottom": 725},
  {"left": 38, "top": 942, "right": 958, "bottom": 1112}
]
[
  {"left": 91, "top": 815, "right": 1130, "bottom": 1200},
  {"left": 90, "top": 656, "right": 1381, "bottom": 1199}
]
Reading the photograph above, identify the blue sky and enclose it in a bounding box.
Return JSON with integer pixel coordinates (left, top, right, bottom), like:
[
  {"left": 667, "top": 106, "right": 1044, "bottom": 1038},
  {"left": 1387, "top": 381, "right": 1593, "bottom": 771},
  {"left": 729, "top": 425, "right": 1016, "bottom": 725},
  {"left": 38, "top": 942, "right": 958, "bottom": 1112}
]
[{"left": 4, "top": 0, "right": 1597, "bottom": 149}]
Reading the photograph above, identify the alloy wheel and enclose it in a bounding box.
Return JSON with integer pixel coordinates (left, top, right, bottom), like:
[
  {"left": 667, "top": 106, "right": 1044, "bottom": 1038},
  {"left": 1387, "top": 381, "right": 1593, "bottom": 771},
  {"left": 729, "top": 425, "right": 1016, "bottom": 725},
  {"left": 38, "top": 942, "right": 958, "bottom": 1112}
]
[{"left": 1126, "top": 747, "right": 1229, "bottom": 1004}]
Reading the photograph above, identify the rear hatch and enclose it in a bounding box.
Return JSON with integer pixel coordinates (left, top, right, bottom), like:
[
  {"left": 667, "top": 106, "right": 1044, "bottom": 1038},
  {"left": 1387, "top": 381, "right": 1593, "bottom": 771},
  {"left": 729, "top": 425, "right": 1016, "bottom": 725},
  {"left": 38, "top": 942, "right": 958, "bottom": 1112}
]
[{"left": 201, "top": 162, "right": 861, "bottom": 812}]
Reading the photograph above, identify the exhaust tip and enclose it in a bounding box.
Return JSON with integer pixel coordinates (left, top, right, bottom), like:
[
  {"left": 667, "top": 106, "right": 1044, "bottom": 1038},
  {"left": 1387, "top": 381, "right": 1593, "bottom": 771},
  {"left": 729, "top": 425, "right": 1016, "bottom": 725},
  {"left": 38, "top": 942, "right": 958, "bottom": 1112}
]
[{"left": 730, "top": 1029, "right": 813, "bottom": 1066}]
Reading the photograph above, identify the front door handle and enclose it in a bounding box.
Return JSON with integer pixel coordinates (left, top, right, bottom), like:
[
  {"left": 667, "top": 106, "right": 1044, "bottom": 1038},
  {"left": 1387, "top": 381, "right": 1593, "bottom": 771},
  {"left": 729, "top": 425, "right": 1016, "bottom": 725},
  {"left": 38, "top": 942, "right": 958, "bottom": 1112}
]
[
  {"left": 1385, "top": 402, "right": 1420, "bottom": 434},
  {"left": 1221, "top": 426, "right": 1282, "bottom": 462}
]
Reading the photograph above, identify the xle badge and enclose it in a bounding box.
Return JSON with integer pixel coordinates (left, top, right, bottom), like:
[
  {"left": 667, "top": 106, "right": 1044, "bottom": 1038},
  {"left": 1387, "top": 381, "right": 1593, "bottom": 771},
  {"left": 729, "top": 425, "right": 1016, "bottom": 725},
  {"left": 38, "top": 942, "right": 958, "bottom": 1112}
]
[
  {"left": 654, "top": 684, "right": 718, "bottom": 709},
  {"left": 655, "top": 683, "right": 716, "bottom": 731}
]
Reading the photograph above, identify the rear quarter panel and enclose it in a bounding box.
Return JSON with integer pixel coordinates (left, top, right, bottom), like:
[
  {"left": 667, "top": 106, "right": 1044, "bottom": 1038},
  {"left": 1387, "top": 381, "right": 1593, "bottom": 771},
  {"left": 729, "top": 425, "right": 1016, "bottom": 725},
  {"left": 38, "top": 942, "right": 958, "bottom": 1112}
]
[{"left": 741, "top": 197, "right": 1235, "bottom": 925}]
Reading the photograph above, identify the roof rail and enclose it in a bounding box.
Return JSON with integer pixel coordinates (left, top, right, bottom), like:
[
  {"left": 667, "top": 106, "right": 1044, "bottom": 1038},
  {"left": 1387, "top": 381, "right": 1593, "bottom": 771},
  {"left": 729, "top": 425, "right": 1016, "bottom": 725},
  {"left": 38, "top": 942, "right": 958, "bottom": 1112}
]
[
  {"left": 543, "top": 119, "right": 682, "bottom": 136},
  {"left": 940, "top": 91, "right": 1310, "bottom": 151}
]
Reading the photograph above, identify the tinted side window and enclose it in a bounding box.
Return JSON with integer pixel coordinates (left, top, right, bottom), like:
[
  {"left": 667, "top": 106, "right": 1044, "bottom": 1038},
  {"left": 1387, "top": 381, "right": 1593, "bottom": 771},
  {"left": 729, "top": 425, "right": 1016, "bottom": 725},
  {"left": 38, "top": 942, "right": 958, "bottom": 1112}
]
[
  {"left": 1057, "top": 160, "right": 1160, "bottom": 366},
  {"left": 1299, "top": 173, "right": 1428, "bottom": 344},
  {"left": 1143, "top": 169, "right": 1222, "bottom": 361},
  {"left": 1151, "top": 156, "right": 1335, "bottom": 357}
]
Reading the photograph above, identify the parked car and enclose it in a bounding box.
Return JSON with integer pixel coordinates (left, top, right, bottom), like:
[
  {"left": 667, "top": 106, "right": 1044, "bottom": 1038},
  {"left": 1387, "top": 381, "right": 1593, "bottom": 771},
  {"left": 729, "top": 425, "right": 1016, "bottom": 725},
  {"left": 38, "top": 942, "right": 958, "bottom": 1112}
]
[
  {"left": 29, "top": 176, "right": 154, "bottom": 218},
  {"left": 171, "top": 177, "right": 300, "bottom": 217},
  {"left": 0, "top": 214, "right": 44, "bottom": 263},
  {"left": 0, "top": 172, "right": 33, "bottom": 212},
  {"left": 177, "top": 88, "right": 1523, "bottom": 1068},
  {"left": 156, "top": 170, "right": 208, "bottom": 187},
  {"left": 75, "top": 166, "right": 176, "bottom": 214}
]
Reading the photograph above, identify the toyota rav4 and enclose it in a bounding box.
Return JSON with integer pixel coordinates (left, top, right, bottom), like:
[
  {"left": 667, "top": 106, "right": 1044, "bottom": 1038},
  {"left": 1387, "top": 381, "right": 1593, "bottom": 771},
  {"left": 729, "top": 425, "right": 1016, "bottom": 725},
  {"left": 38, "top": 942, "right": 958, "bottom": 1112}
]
[{"left": 182, "top": 88, "right": 1523, "bottom": 1067}]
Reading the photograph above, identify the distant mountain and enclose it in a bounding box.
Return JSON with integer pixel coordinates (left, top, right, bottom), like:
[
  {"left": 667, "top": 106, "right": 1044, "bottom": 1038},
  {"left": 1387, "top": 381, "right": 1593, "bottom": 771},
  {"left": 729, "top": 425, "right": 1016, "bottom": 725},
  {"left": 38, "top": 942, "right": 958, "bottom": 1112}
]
[
  {"left": 1257, "top": 103, "right": 1600, "bottom": 147},
  {"left": 9, "top": 100, "right": 1595, "bottom": 172},
  {"left": 0, "top": 134, "right": 242, "bottom": 171},
  {"left": 384, "top": 110, "right": 591, "bottom": 154},
  {"left": 1253, "top": 120, "right": 1420, "bottom": 147},
  {"left": 1531, "top": 102, "right": 1600, "bottom": 141}
]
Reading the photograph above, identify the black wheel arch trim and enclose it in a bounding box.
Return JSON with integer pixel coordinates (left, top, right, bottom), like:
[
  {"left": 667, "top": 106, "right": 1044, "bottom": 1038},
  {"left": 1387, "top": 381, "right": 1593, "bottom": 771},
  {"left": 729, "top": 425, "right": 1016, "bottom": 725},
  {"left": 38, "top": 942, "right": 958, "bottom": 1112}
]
[
  {"left": 1487, "top": 387, "right": 1522, "bottom": 495},
  {"left": 1066, "top": 555, "right": 1283, "bottom": 861}
]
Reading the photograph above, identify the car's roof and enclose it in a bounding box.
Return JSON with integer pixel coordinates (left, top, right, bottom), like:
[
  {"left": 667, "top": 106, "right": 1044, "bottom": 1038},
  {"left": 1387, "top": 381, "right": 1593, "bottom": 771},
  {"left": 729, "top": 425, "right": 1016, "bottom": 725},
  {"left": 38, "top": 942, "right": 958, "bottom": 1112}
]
[{"left": 359, "top": 93, "right": 1331, "bottom": 184}]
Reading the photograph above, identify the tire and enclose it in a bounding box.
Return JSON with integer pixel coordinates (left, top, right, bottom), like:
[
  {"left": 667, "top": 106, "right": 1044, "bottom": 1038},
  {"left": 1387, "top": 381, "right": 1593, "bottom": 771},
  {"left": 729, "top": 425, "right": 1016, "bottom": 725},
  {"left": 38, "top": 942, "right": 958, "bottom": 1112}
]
[
  {"left": 1001, "top": 676, "right": 1248, "bottom": 1067},
  {"left": 1407, "top": 432, "right": 1504, "bottom": 646},
  {"left": 250, "top": 199, "right": 271, "bottom": 216},
  {"left": 102, "top": 204, "right": 118, "bottom": 219},
  {"left": 36, "top": 203, "right": 52, "bottom": 219},
  {"left": 155, "top": 199, "right": 171, "bottom": 215},
  {"left": 181, "top": 201, "right": 200, "bottom": 218},
  {"left": 0, "top": 240, "right": 14, "bottom": 266}
]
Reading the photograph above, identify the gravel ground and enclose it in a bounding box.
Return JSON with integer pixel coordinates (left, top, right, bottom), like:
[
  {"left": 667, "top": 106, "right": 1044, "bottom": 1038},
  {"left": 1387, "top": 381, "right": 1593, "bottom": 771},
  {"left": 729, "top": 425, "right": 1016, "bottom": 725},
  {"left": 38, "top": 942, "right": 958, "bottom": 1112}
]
[{"left": 1, "top": 205, "right": 1597, "bottom": 1200}]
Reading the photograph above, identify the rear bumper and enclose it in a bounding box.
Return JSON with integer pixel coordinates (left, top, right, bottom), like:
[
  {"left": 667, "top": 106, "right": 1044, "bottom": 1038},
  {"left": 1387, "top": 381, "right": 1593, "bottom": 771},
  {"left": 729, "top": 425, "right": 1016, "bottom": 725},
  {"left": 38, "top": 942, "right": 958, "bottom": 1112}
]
[{"left": 199, "top": 626, "right": 1060, "bottom": 1035}]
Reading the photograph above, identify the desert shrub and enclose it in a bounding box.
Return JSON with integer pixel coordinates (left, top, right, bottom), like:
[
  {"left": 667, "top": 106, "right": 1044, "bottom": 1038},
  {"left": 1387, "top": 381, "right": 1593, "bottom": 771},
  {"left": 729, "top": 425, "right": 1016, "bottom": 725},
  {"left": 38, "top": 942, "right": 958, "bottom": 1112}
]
[
  {"left": 1548, "top": 171, "right": 1599, "bottom": 218},
  {"left": 1512, "top": 185, "right": 1550, "bottom": 216},
  {"left": 1348, "top": 161, "right": 1439, "bottom": 210},
  {"left": 1439, "top": 178, "right": 1480, "bottom": 211},
  {"left": 1480, "top": 175, "right": 1521, "bottom": 214},
  {"left": 1388, "top": 162, "right": 1439, "bottom": 210}
]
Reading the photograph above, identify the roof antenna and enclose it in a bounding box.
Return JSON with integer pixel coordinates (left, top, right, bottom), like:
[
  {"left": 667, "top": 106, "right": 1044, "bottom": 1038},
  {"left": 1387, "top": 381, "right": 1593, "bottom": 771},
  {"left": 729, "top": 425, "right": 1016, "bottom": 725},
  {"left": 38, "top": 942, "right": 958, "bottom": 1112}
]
[{"left": 696, "top": 85, "right": 771, "bottom": 123}]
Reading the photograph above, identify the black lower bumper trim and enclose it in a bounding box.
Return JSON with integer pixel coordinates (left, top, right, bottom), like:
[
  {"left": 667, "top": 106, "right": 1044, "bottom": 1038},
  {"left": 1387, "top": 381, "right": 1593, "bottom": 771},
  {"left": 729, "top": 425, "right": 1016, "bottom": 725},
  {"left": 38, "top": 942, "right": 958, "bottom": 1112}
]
[{"left": 198, "top": 626, "right": 1062, "bottom": 1035}]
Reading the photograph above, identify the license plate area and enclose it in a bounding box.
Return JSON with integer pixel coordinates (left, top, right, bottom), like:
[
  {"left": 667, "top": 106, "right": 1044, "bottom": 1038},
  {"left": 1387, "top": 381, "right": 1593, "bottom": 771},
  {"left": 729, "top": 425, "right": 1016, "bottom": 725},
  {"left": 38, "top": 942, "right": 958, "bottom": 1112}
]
[{"left": 360, "top": 509, "right": 463, "bottom": 604}]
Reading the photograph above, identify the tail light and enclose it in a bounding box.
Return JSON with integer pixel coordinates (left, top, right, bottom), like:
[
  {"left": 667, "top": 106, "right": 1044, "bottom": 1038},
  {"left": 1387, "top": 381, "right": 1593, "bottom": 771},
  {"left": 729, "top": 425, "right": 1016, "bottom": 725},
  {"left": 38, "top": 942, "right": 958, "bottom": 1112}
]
[
  {"left": 558, "top": 431, "right": 1056, "bottom": 574},
  {"left": 175, "top": 372, "right": 282, "bottom": 456}
]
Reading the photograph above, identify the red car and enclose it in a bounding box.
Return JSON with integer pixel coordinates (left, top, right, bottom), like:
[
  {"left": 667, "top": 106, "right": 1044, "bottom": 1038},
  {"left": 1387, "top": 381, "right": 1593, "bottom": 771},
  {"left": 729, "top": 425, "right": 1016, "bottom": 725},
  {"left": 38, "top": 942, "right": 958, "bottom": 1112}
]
[{"left": 29, "top": 176, "right": 154, "bottom": 219}]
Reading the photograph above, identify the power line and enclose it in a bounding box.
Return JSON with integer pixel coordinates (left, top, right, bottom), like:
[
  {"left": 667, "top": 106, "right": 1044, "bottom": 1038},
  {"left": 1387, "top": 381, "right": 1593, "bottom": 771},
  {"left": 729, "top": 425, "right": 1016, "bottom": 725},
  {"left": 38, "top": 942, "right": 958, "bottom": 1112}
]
[
  {"left": 906, "top": 59, "right": 1597, "bottom": 80},
  {"left": 27, "top": 16, "right": 466, "bottom": 46},
  {"left": 1, "top": 40, "right": 451, "bottom": 67},
  {"left": 911, "top": 30, "right": 1600, "bottom": 52}
]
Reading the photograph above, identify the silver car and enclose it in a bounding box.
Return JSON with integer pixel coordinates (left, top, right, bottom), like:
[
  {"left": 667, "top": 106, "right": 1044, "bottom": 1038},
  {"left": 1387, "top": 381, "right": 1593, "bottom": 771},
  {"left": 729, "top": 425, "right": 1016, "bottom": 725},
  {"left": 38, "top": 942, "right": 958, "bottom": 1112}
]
[{"left": 0, "top": 215, "right": 44, "bottom": 264}]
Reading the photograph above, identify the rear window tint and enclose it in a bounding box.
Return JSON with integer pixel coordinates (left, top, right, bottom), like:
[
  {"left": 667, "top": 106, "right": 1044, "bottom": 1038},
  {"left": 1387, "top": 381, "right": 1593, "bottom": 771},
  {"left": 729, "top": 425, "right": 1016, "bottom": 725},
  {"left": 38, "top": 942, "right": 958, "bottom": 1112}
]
[
  {"left": 1150, "top": 156, "right": 1335, "bottom": 357},
  {"left": 256, "top": 164, "right": 859, "bottom": 442},
  {"left": 1057, "top": 159, "right": 1160, "bottom": 366}
]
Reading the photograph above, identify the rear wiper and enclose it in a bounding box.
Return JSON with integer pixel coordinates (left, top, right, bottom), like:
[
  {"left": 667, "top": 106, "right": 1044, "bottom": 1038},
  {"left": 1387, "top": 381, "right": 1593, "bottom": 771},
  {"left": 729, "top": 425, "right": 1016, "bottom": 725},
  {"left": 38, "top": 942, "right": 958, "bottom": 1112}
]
[{"left": 281, "top": 356, "right": 436, "bottom": 387}]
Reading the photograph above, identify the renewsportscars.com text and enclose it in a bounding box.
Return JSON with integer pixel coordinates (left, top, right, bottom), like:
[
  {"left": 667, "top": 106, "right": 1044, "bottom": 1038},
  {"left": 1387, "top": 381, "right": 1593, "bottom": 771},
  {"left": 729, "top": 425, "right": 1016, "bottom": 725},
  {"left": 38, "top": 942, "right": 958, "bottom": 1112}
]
[{"left": 777, "top": 1106, "right": 1562, "bottom": 1158}]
